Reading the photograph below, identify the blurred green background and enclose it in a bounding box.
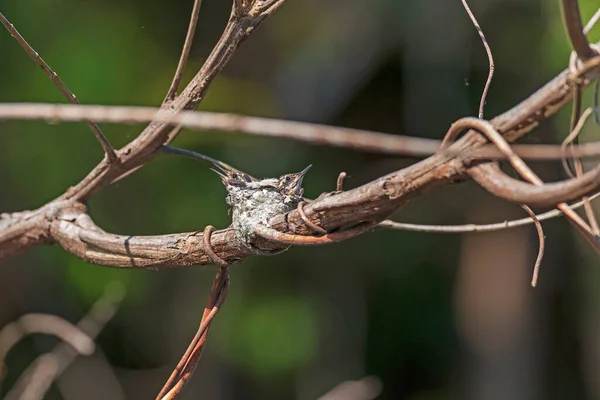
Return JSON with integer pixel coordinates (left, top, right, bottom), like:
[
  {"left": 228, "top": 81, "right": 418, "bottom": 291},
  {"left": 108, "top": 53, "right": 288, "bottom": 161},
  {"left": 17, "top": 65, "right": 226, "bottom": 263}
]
[{"left": 1, "top": 0, "right": 600, "bottom": 399}]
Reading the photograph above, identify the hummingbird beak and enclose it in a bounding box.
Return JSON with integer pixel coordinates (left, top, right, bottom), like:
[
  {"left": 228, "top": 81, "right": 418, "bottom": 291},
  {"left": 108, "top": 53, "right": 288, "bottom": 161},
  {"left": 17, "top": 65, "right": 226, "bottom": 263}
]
[
  {"left": 207, "top": 158, "right": 232, "bottom": 177},
  {"left": 201, "top": 155, "right": 254, "bottom": 183},
  {"left": 297, "top": 164, "right": 312, "bottom": 180},
  {"left": 160, "top": 145, "right": 250, "bottom": 181},
  {"left": 208, "top": 160, "right": 234, "bottom": 183},
  {"left": 209, "top": 167, "right": 228, "bottom": 181},
  {"left": 200, "top": 156, "right": 238, "bottom": 179},
  {"left": 289, "top": 164, "right": 312, "bottom": 194},
  {"left": 208, "top": 160, "right": 256, "bottom": 185}
]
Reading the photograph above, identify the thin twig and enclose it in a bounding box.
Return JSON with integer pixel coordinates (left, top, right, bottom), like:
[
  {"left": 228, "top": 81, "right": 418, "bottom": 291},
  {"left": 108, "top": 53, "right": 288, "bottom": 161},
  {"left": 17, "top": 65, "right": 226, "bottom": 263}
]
[
  {"left": 297, "top": 201, "right": 327, "bottom": 235},
  {"left": 379, "top": 192, "right": 600, "bottom": 233},
  {"left": 563, "top": 107, "right": 600, "bottom": 234},
  {"left": 595, "top": 80, "right": 600, "bottom": 124},
  {"left": 202, "top": 225, "right": 230, "bottom": 267},
  {"left": 156, "top": 268, "right": 229, "bottom": 400},
  {"left": 460, "top": 0, "right": 494, "bottom": 118},
  {"left": 584, "top": 7, "right": 600, "bottom": 34},
  {"left": 155, "top": 226, "right": 229, "bottom": 398},
  {"left": 561, "top": 85, "right": 582, "bottom": 178},
  {"left": 520, "top": 205, "right": 545, "bottom": 287},
  {"left": 336, "top": 172, "right": 347, "bottom": 192},
  {"left": 0, "top": 11, "right": 117, "bottom": 163},
  {"left": 563, "top": 4, "right": 600, "bottom": 233},
  {"left": 254, "top": 222, "right": 377, "bottom": 246},
  {"left": 165, "top": 0, "right": 204, "bottom": 101}
]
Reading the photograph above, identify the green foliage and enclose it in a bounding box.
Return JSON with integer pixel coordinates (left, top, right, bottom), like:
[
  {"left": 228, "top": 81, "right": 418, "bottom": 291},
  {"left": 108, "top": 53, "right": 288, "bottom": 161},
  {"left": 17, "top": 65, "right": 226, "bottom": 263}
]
[
  {"left": 65, "top": 257, "right": 148, "bottom": 304},
  {"left": 216, "top": 294, "right": 319, "bottom": 376}
]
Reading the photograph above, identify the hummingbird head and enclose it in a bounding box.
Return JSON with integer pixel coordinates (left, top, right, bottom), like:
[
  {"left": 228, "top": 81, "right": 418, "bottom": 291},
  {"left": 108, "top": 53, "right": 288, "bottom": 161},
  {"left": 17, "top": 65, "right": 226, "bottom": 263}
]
[
  {"left": 210, "top": 162, "right": 255, "bottom": 189},
  {"left": 277, "top": 165, "right": 312, "bottom": 197},
  {"left": 160, "top": 146, "right": 258, "bottom": 189},
  {"left": 194, "top": 153, "right": 255, "bottom": 190}
]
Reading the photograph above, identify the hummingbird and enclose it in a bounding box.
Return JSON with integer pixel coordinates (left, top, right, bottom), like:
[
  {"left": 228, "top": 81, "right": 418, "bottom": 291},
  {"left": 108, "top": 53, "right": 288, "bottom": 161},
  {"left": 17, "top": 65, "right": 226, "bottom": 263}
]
[
  {"left": 208, "top": 159, "right": 311, "bottom": 208},
  {"left": 275, "top": 165, "right": 312, "bottom": 198},
  {"left": 161, "top": 146, "right": 311, "bottom": 253},
  {"left": 209, "top": 157, "right": 312, "bottom": 254},
  {"left": 160, "top": 146, "right": 310, "bottom": 199}
]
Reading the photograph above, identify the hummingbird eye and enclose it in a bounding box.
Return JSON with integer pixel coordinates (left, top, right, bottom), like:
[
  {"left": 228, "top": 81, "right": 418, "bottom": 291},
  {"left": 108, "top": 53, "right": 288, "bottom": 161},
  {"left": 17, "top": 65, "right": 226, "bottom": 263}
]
[{"left": 285, "top": 176, "right": 291, "bottom": 182}]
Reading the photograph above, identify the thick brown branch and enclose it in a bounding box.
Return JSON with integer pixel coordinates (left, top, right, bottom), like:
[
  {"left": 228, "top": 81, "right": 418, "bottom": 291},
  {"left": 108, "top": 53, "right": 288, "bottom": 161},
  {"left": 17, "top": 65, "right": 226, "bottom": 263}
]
[{"left": 47, "top": 208, "right": 250, "bottom": 268}]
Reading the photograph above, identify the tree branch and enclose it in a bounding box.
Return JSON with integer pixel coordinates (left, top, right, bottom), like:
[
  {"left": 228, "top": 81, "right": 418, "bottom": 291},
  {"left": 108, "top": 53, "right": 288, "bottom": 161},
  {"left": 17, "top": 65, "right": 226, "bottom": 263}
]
[
  {"left": 0, "top": 31, "right": 599, "bottom": 269},
  {"left": 0, "top": 104, "right": 441, "bottom": 156}
]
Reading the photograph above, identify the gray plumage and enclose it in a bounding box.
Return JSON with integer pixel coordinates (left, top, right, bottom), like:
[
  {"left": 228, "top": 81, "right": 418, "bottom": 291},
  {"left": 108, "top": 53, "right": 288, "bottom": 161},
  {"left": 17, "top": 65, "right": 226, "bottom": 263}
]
[{"left": 213, "top": 162, "right": 311, "bottom": 254}]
